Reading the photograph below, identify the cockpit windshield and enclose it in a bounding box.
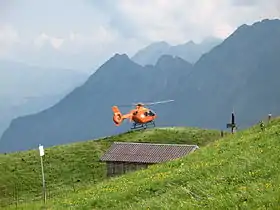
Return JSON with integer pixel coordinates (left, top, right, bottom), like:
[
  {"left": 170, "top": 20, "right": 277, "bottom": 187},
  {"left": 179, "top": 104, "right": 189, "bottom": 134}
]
[{"left": 148, "top": 110, "right": 156, "bottom": 116}]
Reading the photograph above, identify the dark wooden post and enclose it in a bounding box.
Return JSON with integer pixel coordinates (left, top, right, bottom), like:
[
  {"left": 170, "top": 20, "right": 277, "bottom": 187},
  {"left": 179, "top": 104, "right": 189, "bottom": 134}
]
[
  {"left": 221, "top": 130, "right": 224, "bottom": 137},
  {"left": 226, "top": 112, "right": 236, "bottom": 134}
]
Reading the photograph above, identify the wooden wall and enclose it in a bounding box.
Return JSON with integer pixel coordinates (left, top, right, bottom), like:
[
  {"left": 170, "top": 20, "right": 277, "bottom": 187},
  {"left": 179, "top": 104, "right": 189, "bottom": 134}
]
[{"left": 106, "top": 161, "right": 151, "bottom": 177}]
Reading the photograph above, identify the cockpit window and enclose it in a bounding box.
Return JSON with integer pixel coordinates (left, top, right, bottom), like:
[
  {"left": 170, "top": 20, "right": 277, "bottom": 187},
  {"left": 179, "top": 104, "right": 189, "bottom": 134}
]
[{"left": 148, "top": 110, "right": 155, "bottom": 116}]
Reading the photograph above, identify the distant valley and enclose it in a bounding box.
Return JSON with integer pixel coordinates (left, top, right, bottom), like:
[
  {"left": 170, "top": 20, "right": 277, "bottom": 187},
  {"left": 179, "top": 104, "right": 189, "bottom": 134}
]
[{"left": 0, "top": 61, "right": 89, "bottom": 138}]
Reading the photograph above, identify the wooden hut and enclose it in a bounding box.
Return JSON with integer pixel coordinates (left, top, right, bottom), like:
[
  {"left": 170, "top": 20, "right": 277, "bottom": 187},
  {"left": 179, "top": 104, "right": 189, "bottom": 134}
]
[{"left": 100, "top": 142, "right": 199, "bottom": 177}]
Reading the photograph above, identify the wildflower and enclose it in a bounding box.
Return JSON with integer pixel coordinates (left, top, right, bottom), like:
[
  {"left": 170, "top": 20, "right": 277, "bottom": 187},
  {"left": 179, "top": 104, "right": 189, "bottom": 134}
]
[
  {"left": 239, "top": 186, "right": 247, "bottom": 191},
  {"left": 265, "top": 183, "right": 271, "bottom": 188}
]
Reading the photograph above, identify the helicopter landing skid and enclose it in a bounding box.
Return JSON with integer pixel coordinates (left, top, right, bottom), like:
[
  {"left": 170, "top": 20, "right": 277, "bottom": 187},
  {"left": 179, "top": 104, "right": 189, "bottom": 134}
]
[{"left": 131, "top": 121, "right": 156, "bottom": 130}]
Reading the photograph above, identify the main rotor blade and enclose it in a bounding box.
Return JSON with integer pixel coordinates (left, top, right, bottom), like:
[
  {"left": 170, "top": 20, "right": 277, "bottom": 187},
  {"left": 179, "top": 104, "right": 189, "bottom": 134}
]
[
  {"left": 116, "top": 99, "right": 174, "bottom": 107},
  {"left": 140, "top": 99, "right": 175, "bottom": 106}
]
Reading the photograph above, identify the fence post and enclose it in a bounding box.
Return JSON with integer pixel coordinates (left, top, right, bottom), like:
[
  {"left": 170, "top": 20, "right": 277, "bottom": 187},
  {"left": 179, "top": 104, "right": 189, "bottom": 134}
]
[
  {"left": 14, "top": 182, "right": 18, "bottom": 209},
  {"left": 39, "top": 144, "right": 46, "bottom": 204}
]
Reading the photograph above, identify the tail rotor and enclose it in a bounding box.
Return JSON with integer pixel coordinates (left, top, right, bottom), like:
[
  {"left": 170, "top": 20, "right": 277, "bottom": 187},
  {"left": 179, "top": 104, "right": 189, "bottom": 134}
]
[{"left": 112, "top": 106, "right": 123, "bottom": 126}]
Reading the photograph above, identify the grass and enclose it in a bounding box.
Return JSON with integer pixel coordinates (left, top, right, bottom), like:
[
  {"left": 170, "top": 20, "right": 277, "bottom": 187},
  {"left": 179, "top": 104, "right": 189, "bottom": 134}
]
[
  {"left": 0, "top": 126, "right": 221, "bottom": 208},
  {"left": 3, "top": 118, "right": 279, "bottom": 210}
]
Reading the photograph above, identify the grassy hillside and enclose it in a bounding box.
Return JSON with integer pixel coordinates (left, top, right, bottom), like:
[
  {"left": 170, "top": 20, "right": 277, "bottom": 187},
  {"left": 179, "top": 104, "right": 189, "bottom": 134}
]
[
  {"left": 0, "top": 126, "right": 221, "bottom": 208},
  {"left": 5, "top": 118, "right": 280, "bottom": 210}
]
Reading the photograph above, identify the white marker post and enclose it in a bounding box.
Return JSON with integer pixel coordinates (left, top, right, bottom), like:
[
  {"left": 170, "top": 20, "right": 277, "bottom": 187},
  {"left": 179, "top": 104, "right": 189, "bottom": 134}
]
[{"left": 38, "top": 144, "right": 46, "bottom": 204}]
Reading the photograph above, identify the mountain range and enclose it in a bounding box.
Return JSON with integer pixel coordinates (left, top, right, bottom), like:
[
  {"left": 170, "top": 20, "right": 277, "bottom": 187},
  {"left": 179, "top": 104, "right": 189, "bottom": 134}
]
[
  {"left": 131, "top": 36, "right": 222, "bottom": 66},
  {"left": 1, "top": 18, "right": 280, "bottom": 153}
]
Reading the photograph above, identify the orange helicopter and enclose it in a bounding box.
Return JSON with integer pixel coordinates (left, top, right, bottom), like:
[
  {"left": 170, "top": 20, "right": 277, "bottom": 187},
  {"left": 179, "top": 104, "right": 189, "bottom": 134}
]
[{"left": 112, "top": 100, "right": 174, "bottom": 130}]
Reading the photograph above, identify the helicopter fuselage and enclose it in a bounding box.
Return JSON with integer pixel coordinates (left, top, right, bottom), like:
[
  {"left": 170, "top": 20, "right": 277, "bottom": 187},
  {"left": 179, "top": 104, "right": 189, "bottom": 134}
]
[{"left": 131, "top": 106, "right": 156, "bottom": 123}]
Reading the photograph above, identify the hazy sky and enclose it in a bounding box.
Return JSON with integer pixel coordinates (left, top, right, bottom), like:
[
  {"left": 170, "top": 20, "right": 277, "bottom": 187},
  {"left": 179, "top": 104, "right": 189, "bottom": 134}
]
[{"left": 1, "top": 0, "right": 279, "bottom": 71}]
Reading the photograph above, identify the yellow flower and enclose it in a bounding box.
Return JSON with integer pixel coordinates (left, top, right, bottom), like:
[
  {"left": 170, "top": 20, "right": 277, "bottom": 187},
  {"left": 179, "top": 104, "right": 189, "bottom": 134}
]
[
  {"left": 239, "top": 186, "right": 247, "bottom": 191},
  {"left": 265, "top": 183, "right": 271, "bottom": 188}
]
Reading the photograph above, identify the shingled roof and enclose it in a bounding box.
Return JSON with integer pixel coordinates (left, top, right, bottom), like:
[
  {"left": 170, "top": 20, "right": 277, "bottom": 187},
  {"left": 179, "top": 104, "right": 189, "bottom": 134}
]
[{"left": 100, "top": 142, "right": 199, "bottom": 163}]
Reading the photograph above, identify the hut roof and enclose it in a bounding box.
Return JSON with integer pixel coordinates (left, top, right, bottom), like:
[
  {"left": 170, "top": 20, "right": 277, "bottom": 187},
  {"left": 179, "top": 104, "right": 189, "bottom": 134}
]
[{"left": 100, "top": 142, "right": 199, "bottom": 163}]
